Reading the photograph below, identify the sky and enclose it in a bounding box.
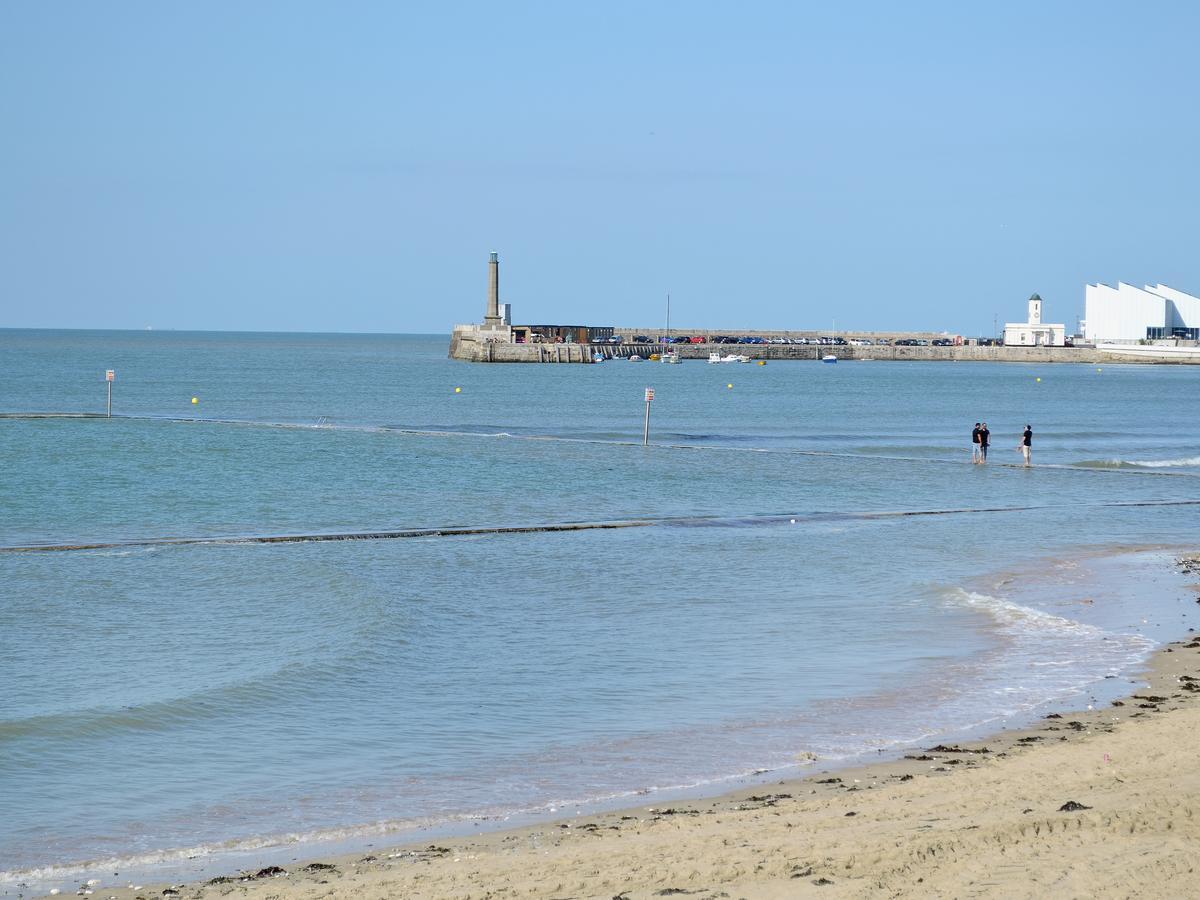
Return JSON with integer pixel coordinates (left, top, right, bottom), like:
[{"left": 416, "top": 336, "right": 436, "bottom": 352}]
[{"left": 2, "top": 1, "right": 1198, "bottom": 335}]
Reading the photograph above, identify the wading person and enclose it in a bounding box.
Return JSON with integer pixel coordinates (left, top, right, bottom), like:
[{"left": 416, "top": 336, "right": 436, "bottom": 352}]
[
  {"left": 971, "top": 422, "right": 981, "bottom": 463},
  {"left": 978, "top": 422, "right": 990, "bottom": 463},
  {"left": 1020, "top": 424, "right": 1032, "bottom": 466}
]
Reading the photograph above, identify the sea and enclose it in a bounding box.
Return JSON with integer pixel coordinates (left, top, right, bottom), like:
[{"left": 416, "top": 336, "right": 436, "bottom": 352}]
[{"left": 2, "top": 329, "right": 1198, "bottom": 894}]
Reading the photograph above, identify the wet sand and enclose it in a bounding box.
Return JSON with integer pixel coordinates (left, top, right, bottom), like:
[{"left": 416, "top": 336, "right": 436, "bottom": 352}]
[{"left": 56, "top": 560, "right": 1200, "bottom": 899}]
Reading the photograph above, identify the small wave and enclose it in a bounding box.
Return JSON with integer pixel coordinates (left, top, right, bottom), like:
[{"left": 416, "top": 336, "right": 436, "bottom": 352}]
[
  {"left": 1072, "top": 456, "right": 1200, "bottom": 469},
  {"left": 0, "top": 656, "right": 363, "bottom": 742},
  {"left": 84, "top": 545, "right": 165, "bottom": 559},
  {"left": 1125, "top": 456, "right": 1200, "bottom": 468},
  {"left": 946, "top": 588, "right": 1105, "bottom": 637},
  {"left": 942, "top": 588, "right": 1155, "bottom": 668}
]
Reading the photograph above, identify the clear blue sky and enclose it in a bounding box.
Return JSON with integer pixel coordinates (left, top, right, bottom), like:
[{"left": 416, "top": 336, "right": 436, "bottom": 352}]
[{"left": 3, "top": 2, "right": 1197, "bottom": 335}]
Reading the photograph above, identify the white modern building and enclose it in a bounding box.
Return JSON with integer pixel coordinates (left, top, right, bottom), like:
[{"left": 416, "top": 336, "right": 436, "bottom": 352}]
[
  {"left": 1084, "top": 282, "right": 1200, "bottom": 342},
  {"left": 1004, "top": 294, "right": 1066, "bottom": 347}
]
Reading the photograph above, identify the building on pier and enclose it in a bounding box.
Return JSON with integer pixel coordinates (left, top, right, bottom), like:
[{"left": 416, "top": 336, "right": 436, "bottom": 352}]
[
  {"left": 511, "top": 324, "right": 612, "bottom": 344},
  {"left": 1003, "top": 294, "right": 1066, "bottom": 347}
]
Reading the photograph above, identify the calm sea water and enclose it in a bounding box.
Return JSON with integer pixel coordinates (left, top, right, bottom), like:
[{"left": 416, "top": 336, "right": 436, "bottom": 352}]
[{"left": 2, "top": 330, "right": 1198, "bottom": 891}]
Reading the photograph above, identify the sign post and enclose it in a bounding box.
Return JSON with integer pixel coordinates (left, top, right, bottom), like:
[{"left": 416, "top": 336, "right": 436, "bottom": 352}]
[
  {"left": 643, "top": 387, "right": 654, "bottom": 446},
  {"left": 105, "top": 369, "right": 116, "bottom": 417}
]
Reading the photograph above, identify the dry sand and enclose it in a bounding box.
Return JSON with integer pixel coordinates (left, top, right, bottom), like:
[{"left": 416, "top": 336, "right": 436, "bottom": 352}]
[{"left": 83, "top": 571, "right": 1200, "bottom": 900}]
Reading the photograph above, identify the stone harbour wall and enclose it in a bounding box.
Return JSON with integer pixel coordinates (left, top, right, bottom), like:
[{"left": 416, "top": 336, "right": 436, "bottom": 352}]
[{"left": 449, "top": 327, "right": 1192, "bottom": 365}]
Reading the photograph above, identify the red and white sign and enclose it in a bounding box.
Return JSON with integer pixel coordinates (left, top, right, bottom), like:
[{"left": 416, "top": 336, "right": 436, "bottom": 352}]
[
  {"left": 105, "top": 370, "right": 116, "bottom": 382},
  {"left": 644, "top": 387, "right": 654, "bottom": 402}
]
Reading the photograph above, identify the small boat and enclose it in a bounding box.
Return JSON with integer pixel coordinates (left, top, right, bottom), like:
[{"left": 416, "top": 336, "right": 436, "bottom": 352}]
[
  {"left": 708, "top": 351, "right": 723, "bottom": 364},
  {"left": 628, "top": 354, "right": 644, "bottom": 362},
  {"left": 592, "top": 353, "right": 605, "bottom": 363},
  {"left": 709, "top": 352, "right": 750, "bottom": 364},
  {"left": 649, "top": 353, "right": 661, "bottom": 361},
  {"left": 822, "top": 354, "right": 838, "bottom": 363},
  {"left": 661, "top": 350, "right": 682, "bottom": 364}
]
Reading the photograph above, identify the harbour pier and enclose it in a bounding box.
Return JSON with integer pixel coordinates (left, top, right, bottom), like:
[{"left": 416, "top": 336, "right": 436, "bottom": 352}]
[{"left": 448, "top": 255, "right": 1196, "bottom": 365}]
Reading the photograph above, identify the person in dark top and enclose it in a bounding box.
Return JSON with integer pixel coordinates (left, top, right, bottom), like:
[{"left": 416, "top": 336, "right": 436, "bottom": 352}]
[
  {"left": 978, "top": 422, "right": 991, "bottom": 462},
  {"left": 1021, "top": 424, "right": 1033, "bottom": 466},
  {"left": 971, "top": 422, "right": 981, "bottom": 463}
]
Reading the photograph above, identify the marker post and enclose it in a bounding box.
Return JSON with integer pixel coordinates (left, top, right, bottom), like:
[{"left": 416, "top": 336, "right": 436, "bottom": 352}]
[
  {"left": 643, "top": 387, "right": 654, "bottom": 446},
  {"left": 105, "top": 369, "right": 115, "bottom": 417}
]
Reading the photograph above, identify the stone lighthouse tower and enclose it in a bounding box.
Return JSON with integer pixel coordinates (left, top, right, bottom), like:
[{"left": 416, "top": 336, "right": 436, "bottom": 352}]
[{"left": 484, "top": 251, "right": 501, "bottom": 325}]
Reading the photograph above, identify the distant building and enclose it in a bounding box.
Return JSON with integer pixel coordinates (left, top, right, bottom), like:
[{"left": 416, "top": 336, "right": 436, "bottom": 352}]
[
  {"left": 1004, "top": 294, "right": 1065, "bottom": 347},
  {"left": 1084, "top": 283, "right": 1200, "bottom": 342}
]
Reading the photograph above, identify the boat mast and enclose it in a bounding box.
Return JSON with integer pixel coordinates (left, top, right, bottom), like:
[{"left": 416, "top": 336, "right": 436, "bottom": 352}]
[{"left": 666, "top": 293, "right": 671, "bottom": 340}]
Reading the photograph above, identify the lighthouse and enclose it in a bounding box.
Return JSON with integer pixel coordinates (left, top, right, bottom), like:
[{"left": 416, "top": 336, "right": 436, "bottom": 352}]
[{"left": 484, "top": 251, "right": 502, "bottom": 325}]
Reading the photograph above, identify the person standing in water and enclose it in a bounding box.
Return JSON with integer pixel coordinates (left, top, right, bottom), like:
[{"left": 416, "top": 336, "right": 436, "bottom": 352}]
[
  {"left": 971, "top": 422, "right": 981, "bottom": 463},
  {"left": 978, "top": 422, "right": 991, "bottom": 463},
  {"left": 1020, "top": 424, "right": 1033, "bottom": 466}
]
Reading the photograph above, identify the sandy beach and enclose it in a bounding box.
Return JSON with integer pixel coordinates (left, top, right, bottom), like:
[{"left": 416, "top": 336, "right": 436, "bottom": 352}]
[{"left": 71, "top": 559, "right": 1200, "bottom": 900}]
